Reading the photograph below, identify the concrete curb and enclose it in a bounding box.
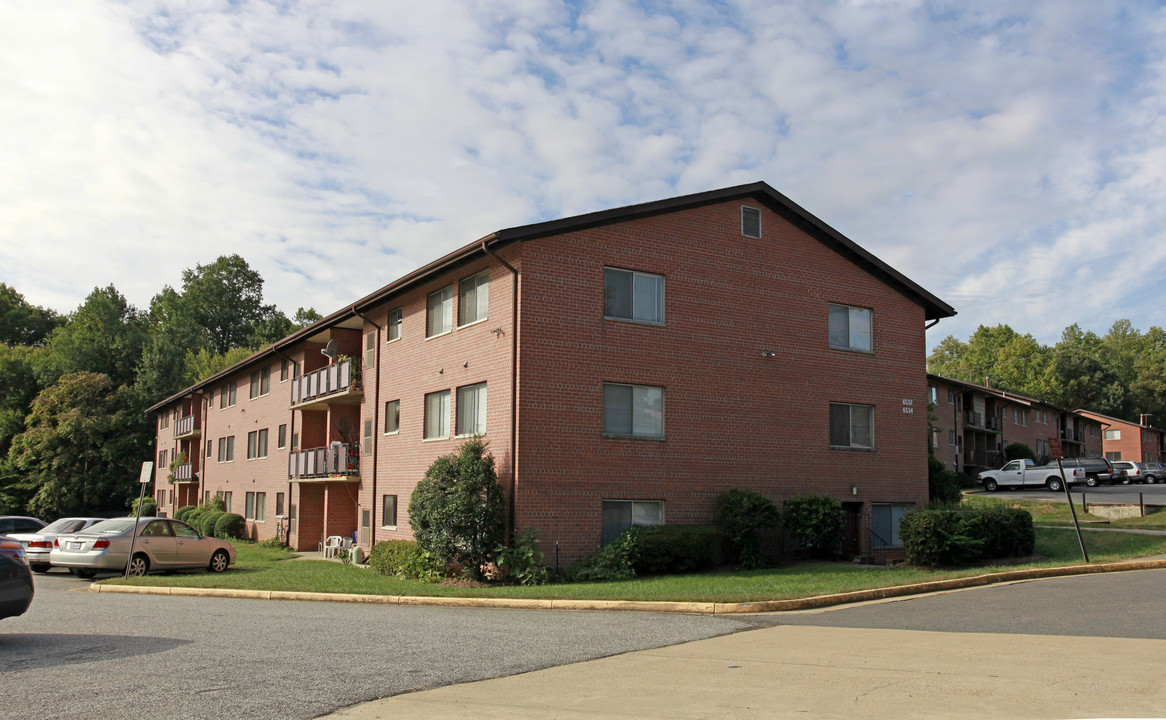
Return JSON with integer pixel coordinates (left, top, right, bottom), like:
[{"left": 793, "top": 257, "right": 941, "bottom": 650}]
[{"left": 88, "top": 557, "right": 1166, "bottom": 613}]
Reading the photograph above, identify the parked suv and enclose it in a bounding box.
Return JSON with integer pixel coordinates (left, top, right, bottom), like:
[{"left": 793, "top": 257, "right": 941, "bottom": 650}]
[
  {"left": 1057, "top": 458, "right": 1116, "bottom": 487},
  {"left": 1142, "top": 462, "right": 1165, "bottom": 483},
  {"left": 1112, "top": 461, "right": 1159, "bottom": 484}
]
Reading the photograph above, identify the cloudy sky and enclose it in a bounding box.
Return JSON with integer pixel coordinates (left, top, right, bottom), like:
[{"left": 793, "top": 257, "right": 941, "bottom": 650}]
[{"left": 2, "top": 0, "right": 1163, "bottom": 351}]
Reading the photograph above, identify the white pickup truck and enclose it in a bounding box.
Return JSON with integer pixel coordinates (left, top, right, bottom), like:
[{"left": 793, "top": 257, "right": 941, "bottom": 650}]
[{"left": 978, "top": 459, "right": 1085, "bottom": 492}]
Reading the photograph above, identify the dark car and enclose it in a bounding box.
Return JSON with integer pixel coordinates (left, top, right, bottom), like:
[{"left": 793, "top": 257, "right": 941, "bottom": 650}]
[
  {"left": 1, "top": 534, "right": 35, "bottom": 620},
  {"left": 1057, "top": 458, "right": 1117, "bottom": 487}
]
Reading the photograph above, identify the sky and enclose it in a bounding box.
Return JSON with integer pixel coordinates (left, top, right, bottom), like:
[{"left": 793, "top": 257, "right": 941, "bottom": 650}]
[{"left": 2, "top": 0, "right": 1164, "bottom": 353}]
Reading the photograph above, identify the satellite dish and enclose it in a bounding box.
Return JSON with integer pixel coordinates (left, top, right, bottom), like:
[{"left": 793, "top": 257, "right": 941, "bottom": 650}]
[{"left": 321, "top": 339, "right": 339, "bottom": 359}]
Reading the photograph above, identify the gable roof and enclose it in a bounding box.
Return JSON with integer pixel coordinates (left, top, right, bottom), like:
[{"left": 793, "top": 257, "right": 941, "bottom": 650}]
[{"left": 149, "top": 182, "right": 955, "bottom": 412}]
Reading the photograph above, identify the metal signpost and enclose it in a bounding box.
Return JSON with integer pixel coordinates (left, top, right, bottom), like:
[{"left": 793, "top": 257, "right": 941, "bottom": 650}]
[
  {"left": 125, "top": 461, "right": 154, "bottom": 580},
  {"left": 1050, "top": 438, "right": 1089, "bottom": 563}
]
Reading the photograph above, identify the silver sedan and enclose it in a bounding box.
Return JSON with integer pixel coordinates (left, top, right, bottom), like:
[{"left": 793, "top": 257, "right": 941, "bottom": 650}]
[
  {"left": 9, "top": 516, "right": 105, "bottom": 573},
  {"left": 49, "top": 517, "right": 236, "bottom": 578}
]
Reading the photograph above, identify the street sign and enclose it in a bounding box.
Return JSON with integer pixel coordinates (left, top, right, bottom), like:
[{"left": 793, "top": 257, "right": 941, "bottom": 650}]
[
  {"left": 1048, "top": 437, "right": 1063, "bottom": 459},
  {"left": 139, "top": 461, "right": 154, "bottom": 484}
]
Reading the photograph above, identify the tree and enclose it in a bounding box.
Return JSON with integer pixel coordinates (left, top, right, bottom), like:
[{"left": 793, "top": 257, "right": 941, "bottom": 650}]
[
  {"left": 408, "top": 438, "right": 505, "bottom": 579},
  {"left": 1050, "top": 324, "right": 1131, "bottom": 418},
  {"left": 927, "top": 324, "right": 1055, "bottom": 399},
  {"left": 180, "top": 255, "right": 279, "bottom": 355},
  {"left": 6, "top": 372, "right": 150, "bottom": 517},
  {"left": 33, "top": 285, "right": 145, "bottom": 388},
  {"left": 0, "top": 283, "right": 63, "bottom": 347},
  {"left": 293, "top": 307, "right": 323, "bottom": 329}
]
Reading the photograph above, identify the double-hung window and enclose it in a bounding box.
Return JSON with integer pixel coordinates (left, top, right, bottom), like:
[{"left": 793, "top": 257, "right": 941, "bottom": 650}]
[
  {"left": 604, "top": 268, "right": 664, "bottom": 324},
  {"left": 424, "top": 390, "right": 451, "bottom": 439},
  {"left": 828, "top": 304, "right": 873, "bottom": 352},
  {"left": 601, "top": 500, "right": 663, "bottom": 545},
  {"left": 384, "top": 400, "right": 400, "bottom": 434},
  {"left": 387, "top": 307, "right": 402, "bottom": 342},
  {"left": 457, "top": 383, "right": 487, "bottom": 436},
  {"left": 382, "top": 495, "right": 398, "bottom": 529},
  {"left": 602, "top": 383, "right": 664, "bottom": 438},
  {"left": 427, "top": 286, "right": 454, "bottom": 337},
  {"left": 459, "top": 270, "right": 489, "bottom": 326},
  {"left": 246, "top": 429, "right": 268, "bottom": 460},
  {"left": 829, "top": 403, "right": 874, "bottom": 449},
  {"left": 217, "top": 436, "right": 235, "bottom": 463}
]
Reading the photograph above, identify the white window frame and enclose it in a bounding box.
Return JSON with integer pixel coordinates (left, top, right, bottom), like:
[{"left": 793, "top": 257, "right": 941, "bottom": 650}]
[
  {"left": 458, "top": 270, "right": 489, "bottom": 327},
  {"left": 828, "top": 303, "right": 873, "bottom": 352},
  {"left": 829, "top": 402, "right": 874, "bottom": 449},
  {"left": 456, "top": 382, "right": 488, "bottom": 436},
  {"left": 382, "top": 495, "right": 398, "bottom": 530},
  {"left": 384, "top": 399, "right": 400, "bottom": 434},
  {"left": 741, "top": 206, "right": 762, "bottom": 238},
  {"left": 365, "top": 331, "right": 376, "bottom": 369},
  {"left": 601, "top": 499, "right": 664, "bottom": 545},
  {"left": 604, "top": 267, "right": 665, "bottom": 325},
  {"left": 602, "top": 383, "right": 664, "bottom": 438},
  {"left": 1104, "top": 429, "right": 1121, "bottom": 441},
  {"left": 424, "top": 390, "right": 451, "bottom": 440},
  {"left": 427, "top": 286, "right": 454, "bottom": 338},
  {"left": 387, "top": 307, "right": 402, "bottom": 342}
]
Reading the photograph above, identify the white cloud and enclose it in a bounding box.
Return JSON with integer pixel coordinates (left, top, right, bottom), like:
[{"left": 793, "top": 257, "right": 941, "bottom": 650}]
[{"left": 1, "top": 0, "right": 1164, "bottom": 354}]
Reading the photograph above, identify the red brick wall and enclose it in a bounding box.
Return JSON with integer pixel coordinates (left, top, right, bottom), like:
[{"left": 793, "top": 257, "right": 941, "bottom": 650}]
[{"left": 514, "top": 200, "right": 930, "bottom": 562}]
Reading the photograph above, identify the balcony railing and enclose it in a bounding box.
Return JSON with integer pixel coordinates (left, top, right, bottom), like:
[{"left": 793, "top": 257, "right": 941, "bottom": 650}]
[
  {"left": 288, "top": 444, "right": 359, "bottom": 480},
  {"left": 173, "top": 462, "right": 196, "bottom": 482},
  {"left": 174, "top": 414, "right": 200, "bottom": 438},
  {"left": 290, "top": 360, "right": 360, "bottom": 407},
  {"left": 1060, "top": 428, "right": 1083, "bottom": 443},
  {"left": 964, "top": 450, "right": 1002, "bottom": 469},
  {"left": 965, "top": 411, "right": 1002, "bottom": 431}
]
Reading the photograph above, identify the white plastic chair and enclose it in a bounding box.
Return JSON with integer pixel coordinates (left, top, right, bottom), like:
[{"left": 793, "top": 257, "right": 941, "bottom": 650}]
[{"left": 323, "top": 536, "right": 343, "bottom": 559}]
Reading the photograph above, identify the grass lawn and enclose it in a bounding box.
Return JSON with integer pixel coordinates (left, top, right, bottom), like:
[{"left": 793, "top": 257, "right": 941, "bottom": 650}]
[
  {"left": 964, "top": 494, "right": 1166, "bottom": 530},
  {"left": 101, "top": 525, "right": 1166, "bottom": 604}
]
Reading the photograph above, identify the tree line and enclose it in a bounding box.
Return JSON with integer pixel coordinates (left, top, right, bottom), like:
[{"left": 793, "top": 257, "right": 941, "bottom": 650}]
[
  {"left": 928, "top": 320, "right": 1166, "bottom": 423},
  {"left": 0, "top": 255, "right": 320, "bottom": 519}
]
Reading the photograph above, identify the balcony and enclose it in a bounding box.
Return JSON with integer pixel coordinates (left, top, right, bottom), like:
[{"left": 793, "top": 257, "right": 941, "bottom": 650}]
[
  {"left": 174, "top": 414, "right": 200, "bottom": 439},
  {"left": 964, "top": 411, "right": 1001, "bottom": 432},
  {"left": 1060, "top": 428, "right": 1083, "bottom": 444},
  {"left": 290, "top": 360, "right": 361, "bottom": 409},
  {"left": 964, "top": 450, "right": 1002, "bottom": 469},
  {"left": 172, "top": 462, "right": 197, "bottom": 483},
  {"left": 288, "top": 443, "right": 359, "bottom": 482}
]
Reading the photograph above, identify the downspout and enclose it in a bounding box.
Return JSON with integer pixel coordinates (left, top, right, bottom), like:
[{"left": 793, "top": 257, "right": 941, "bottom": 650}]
[
  {"left": 481, "top": 239, "right": 519, "bottom": 542},
  {"left": 354, "top": 308, "right": 382, "bottom": 550}
]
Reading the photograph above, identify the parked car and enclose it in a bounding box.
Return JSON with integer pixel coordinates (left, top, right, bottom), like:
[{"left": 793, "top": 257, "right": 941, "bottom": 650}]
[
  {"left": 1057, "top": 457, "right": 1117, "bottom": 486},
  {"left": 49, "top": 517, "right": 236, "bottom": 578},
  {"left": 8, "top": 517, "right": 106, "bottom": 573},
  {"left": 0, "top": 517, "right": 46, "bottom": 535},
  {"left": 977, "top": 459, "right": 1085, "bottom": 492},
  {"left": 1141, "top": 462, "right": 1164, "bottom": 484},
  {"left": 1111, "top": 461, "right": 1155, "bottom": 484},
  {"left": 1, "top": 535, "right": 35, "bottom": 620}
]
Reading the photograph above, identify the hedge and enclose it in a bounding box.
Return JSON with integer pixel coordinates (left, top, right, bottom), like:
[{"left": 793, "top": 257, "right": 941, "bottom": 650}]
[
  {"left": 214, "top": 513, "right": 246, "bottom": 539},
  {"left": 614, "top": 524, "right": 718, "bottom": 575},
  {"left": 899, "top": 505, "right": 1034, "bottom": 567}
]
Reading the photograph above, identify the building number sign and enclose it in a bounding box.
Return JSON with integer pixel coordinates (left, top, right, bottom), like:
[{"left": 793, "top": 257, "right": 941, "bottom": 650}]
[{"left": 902, "top": 398, "right": 914, "bottom": 414}]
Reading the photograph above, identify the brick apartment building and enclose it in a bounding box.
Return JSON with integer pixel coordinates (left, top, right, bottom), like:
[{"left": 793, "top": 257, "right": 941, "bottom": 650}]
[
  {"left": 927, "top": 374, "right": 1104, "bottom": 477},
  {"left": 1077, "top": 410, "right": 1165, "bottom": 463},
  {"left": 149, "top": 182, "right": 955, "bottom": 563}
]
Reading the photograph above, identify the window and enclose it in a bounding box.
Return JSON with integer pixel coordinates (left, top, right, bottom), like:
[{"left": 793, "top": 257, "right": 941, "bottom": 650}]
[
  {"left": 1106, "top": 451, "right": 1123, "bottom": 461},
  {"left": 275, "top": 492, "right": 285, "bottom": 517},
  {"left": 1104, "top": 429, "right": 1121, "bottom": 441},
  {"left": 277, "top": 424, "right": 287, "bottom": 449},
  {"left": 1089, "top": 424, "right": 1100, "bottom": 438},
  {"left": 384, "top": 400, "right": 400, "bottom": 434},
  {"left": 217, "top": 436, "right": 235, "bottom": 463},
  {"left": 948, "top": 390, "right": 956, "bottom": 403},
  {"left": 361, "top": 509, "right": 370, "bottom": 546},
  {"left": 247, "top": 429, "right": 268, "bottom": 460},
  {"left": 160, "top": 412, "right": 169, "bottom": 429},
  {"left": 158, "top": 449, "right": 167, "bottom": 469},
  {"left": 601, "top": 500, "right": 663, "bottom": 545},
  {"left": 222, "top": 492, "right": 232, "bottom": 513},
  {"left": 928, "top": 386, "right": 938, "bottom": 404},
  {"left": 602, "top": 383, "right": 664, "bottom": 438},
  {"left": 871, "top": 503, "right": 913, "bottom": 548},
  {"left": 424, "top": 390, "right": 451, "bottom": 439},
  {"left": 363, "top": 419, "right": 373, "bottom": 455},
  {"left": 741, "top": 206, "right": 761, "bottom": 238},
  {"left": 382, "top": 495, "right": 398, "bottom": 529},
  {"left": 205, "top": 439, "right": 212, "bottom": 458},
  {"left": 829, "top": 403, "right": 874, "bottom": 449},
  {"left": 1035, "top": 409, "right": 1048, "bottom": 424},
  {"left": 281, "top": 359, "right": 289, "bottom": 382},
  {"left": 459, "top": 270, "right": 489, "bottom": 326},
  {"left": 828, "top": 304, "right": 873, "bottom": 352},
  {"left": 255, "top": 492, "right": 266, "bottom": 522},
  {"left": 291, "top": 433, "right": 299, "bottom": 452},
  {"left": 246, "top": 492, "right": 255, "bottom": 520},
  {"left": 427, "top": 286, "right": 454, "bottom": 337},
  {"left": 930, "top": 428, "right": 939, "bottom": 449},
  {"left": 292, "top": 361, "right": 301, "bottom": 379},
  {"left": 1013, "top": 409, "right": 1028, "bottom": 426},
  {"left": 604, "top": 268, "right": 664, "bottom": 324},
  {"left": 220, "top": 381, "right": 236, "bottom": 408},
  {"left": 249, "top": 366, "right": 270, "bottom": 398},
  {"left": 387, "top": 307, "right": 402, "bottom": 342},
  {"left": 457, "top": 383, "right": 487, "bottom": 436},
  {"left": 365, "top": 331, "right": 376, "bottom": 369},
  {"left": 949, "top": 430, "right": 958, "bottom": 446}
]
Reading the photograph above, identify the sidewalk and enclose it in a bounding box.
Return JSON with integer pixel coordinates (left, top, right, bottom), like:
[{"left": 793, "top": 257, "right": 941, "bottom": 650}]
[{"left": 323, "top": 623, "right": 1166, "bottom": 719}]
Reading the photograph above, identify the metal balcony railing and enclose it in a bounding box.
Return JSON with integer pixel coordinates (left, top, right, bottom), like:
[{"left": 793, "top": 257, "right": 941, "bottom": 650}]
[
  {"left": 174, "top": 414, "right": 199, "bottom": 438},
  {"left": 289, "top": 360, "right": 359, "bottom": 406},
  {"left": 173, "top": 462, "right": 195, "bottom": 482},
  {"left": 288, "top": 444, "right": 359, "bottom": 479}
]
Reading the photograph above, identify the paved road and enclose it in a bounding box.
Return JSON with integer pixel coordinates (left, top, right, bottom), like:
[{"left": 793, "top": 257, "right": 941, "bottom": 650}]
[
  {"left": 981, "top": 482, "right": 1166, "bottom": 504},
  {"left": 0, "top": 571, "right": 760, "bottom": 720}
]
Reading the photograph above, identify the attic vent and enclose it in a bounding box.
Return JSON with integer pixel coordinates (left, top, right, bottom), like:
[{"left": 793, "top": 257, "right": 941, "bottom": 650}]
[{"left": 741, "top": 206, "right": 761, "bottom": 238}]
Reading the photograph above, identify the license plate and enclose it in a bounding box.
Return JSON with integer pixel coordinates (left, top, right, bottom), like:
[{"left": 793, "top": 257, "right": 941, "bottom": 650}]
[{"left": 68, "top": 542, "right": 83, "bottom": 550}]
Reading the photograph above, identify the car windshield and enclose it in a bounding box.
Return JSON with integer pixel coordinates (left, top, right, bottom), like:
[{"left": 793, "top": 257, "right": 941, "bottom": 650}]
[
  {"left": 85, "top": 519, "right": 138, "bottom": 534},
  {"left": 40, "top": 518, "right": 84, "bottom": 534}
]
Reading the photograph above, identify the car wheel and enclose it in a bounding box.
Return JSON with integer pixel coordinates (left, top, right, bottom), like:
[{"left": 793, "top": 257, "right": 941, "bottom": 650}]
[
  {"left": 1085, "top": 475, "right": 1099, "bottom": 487},
  {"left": 1146, "top": 476, "right": 1156, "bottom": 484},
  {"left": 1047, "top": 477, "right": 1064, "bottom": 492},
  {"left": 208, "top": 550, "right": 229, "bottom": 573},
  {"left": 984, "top": 479, "right": 999, "bottom": 492},
  {"left": 70, "top": 568, "right": 97, "bottom": 579},
  {"left": 30, "top": 564, "right": 51, "bottom": 574},
  {"left": 127, "top": 554, "right": 150, "bottom": 577}
]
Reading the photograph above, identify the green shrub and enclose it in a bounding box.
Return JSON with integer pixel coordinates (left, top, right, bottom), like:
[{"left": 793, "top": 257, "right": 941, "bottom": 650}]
[
  {"left": 899, "top": 505, "right": 1034, "bottom": 567},
  {"left": 565, "top": 542, "right": 635, "bottom": 582},
  {"left": 214, "top": 512, "right": 246, "bottom": 539},
  {"left": 409, "top": 438, "right": 505, "bottom": 579},
  {"left": 368, "top": 540, "right": 444, "bottom": 581},
  {"left": 131, "top": 496, "right": 157, "bottom": 517},
  {"left": 1004, "top": 443, "right": 1036, "bottom": 462},
  {"left": 929, "top": 471, "right": 964, "bottom": 505},
  {"left": 715, "top": 489, "right": 781, "bottom": 568},
  {"left": 174, "top": 505, "right": 196, "bottom": 522},
  {"left": 258, "top": 536, "right": 291, "bottom": 550},
  {"left": 783, "top": 494, "right": 845, "bottom": 559},
  {"left": 496, "top": 527, "right": 551, "bottom": 586},
  {"left": 199, "top": 510, "right": 225, "bottom": 537},
  {"left": 615, "top": 525, "right": 718, "bottom": 575}
]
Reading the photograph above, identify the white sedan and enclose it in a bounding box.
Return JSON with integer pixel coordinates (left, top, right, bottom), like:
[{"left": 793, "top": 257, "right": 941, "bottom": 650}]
[
  {"left": 50, "top": 517, "right": 235, "bottom": 578},
  {"left": 9, "top": 517, "right": 105, "bottom": 573}
]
